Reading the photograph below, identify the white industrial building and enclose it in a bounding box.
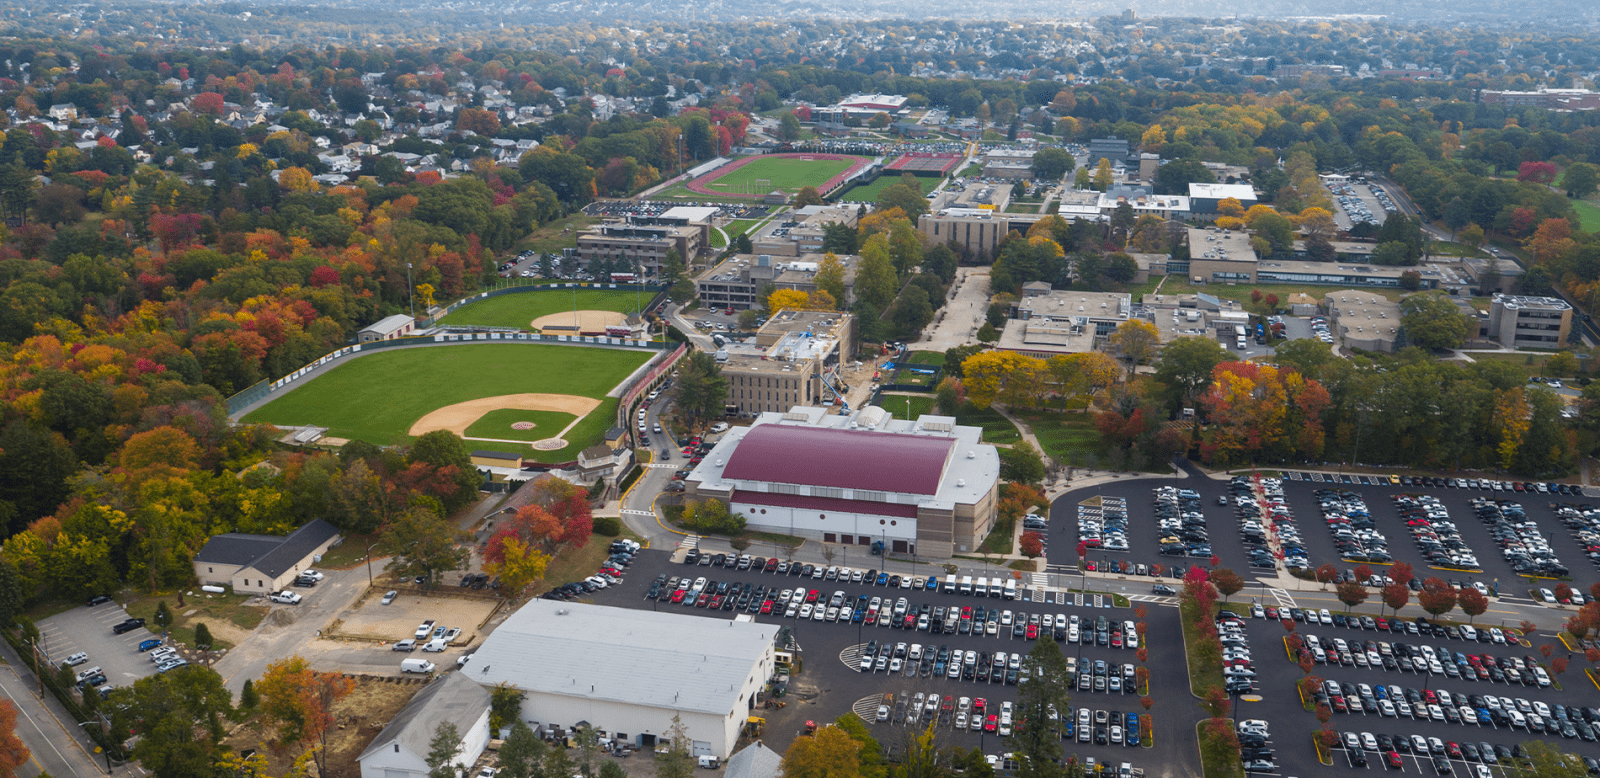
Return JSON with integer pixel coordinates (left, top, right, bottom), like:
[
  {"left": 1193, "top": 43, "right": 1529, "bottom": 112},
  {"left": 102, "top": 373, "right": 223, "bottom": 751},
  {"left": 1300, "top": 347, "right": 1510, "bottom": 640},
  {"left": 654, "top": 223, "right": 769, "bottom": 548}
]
[
  {"left": 467, "top": 599, "right": 780, "bottom": 759},
  {"left": 358, "top": 673, "right": 492, "bottom": 778}
]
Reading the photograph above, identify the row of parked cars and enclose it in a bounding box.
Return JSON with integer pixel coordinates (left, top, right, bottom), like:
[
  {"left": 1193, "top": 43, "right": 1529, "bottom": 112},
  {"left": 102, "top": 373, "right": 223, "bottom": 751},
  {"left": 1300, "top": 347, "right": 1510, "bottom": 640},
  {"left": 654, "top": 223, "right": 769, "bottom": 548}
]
[
  {"left": 1317, "top": 489, "right": 1392, "bottom": 564},
  {"left": 543, "top": 539, "right": 642, "bottom": 601},
  {"left": 1238, "top": 476, "right": 1312, "bottom": 570},
  {"left": 1276, "top": 606, "right": 1517, "bottom": 645},
  {"left": 1154, "top": 487, "right": 1206, "bottom": 558},
  {"left": 1470, "top": 498, "right": 1570, "bottom": 578},
  {"left": 1336, "top": 729, "right": 1589, "bottom": 776},
  {"left": 1300, "top": 631, "right": 1551, "bottom": 686},
  {"left": 1554, "top": 503, "right": 1600, "bottom": 571},
  {"left": 1395, "top": 494, "right": 1481, "bottom": 571}
]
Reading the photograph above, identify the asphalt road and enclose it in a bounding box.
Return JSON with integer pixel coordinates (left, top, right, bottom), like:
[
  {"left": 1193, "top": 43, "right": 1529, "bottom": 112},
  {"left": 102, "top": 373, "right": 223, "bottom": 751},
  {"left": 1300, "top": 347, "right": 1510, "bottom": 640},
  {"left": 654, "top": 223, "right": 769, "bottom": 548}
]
[
  {"left": 0, "top": 643, "right": 110, "bottom": 778},
  {"left": 577, "top": 548, "right": 1197, "bottom": 776}
]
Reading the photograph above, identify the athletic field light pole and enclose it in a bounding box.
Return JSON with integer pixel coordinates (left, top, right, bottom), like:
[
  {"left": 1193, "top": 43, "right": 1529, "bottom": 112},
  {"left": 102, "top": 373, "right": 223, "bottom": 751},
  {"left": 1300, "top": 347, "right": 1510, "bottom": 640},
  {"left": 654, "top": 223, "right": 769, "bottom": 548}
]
[{"left": 406, "top": 262, "right": 414, "bottom": 319}]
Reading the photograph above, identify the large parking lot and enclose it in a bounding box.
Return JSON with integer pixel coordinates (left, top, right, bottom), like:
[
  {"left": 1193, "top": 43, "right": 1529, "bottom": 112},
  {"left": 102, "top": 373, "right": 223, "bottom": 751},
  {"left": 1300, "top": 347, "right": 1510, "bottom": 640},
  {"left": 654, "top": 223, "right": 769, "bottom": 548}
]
[
  {"left": 1044, "top": 472, "right": 1595, "bottom": 599},
  {"left": 578, "top": 548, "right": 1195, "bottom": 770},
  {"left": 37, "top": 600, "right": 162, "bottom": 694}
]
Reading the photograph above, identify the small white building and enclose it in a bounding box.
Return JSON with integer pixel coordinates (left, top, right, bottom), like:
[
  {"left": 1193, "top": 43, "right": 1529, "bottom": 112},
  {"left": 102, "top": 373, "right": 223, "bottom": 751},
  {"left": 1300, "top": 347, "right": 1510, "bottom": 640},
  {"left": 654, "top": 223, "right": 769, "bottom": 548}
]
[
  {"left": 468, "top": 600, "right": 779, "bottom": 759},
  {"left": 358, "top": 673, "right": 492, "bottom": 778},
  {"left": 192, "top": 519, "right": 343, "bottom": 594},
  {"left": 359, "top": 314, "right": 418, "bottom": 343}
]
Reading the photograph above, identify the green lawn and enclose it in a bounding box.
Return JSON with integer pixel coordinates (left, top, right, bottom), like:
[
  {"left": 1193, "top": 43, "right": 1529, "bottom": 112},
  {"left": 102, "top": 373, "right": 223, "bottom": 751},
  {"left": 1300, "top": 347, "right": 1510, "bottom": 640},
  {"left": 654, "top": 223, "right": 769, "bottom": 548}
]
[
  {"left": 513, "top": 215, "right": 598, "bottom": 256},
  {"left": 464, "top": 409, "right": 578, "bottom": 441},
  {"left": 838, "top": 174, "right": 932, "bottom": 203},
  {"left": 875, "top": 395, "right": 1021, "bottom": 444},
  {"left": 1014, "top": 410, "right": 1104, "bottom": 467},
  {"left": 1427, "top": 240, "right": 1490, "bottom": 258},
  {"left": 242, "top": 344, "right": 650, "bottom": 455},
  {"left": 699, "top": 155, "right": 864, "bottom": 197},
  {"left": 437, "top": 288, "right": 651, "bottom": 328},
  {"left": 906, "top": 350, "right": 945, "bottom": 365},
  {"left": 1572, "top": 199, "right": 1600, "bottom": 234}
]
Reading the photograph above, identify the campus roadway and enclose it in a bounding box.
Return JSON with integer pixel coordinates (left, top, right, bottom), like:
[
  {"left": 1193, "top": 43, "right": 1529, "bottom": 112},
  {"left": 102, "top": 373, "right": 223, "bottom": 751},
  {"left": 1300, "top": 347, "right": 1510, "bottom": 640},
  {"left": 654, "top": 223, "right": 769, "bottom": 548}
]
[{"left": 0, "top": 641, "right": 117, "bottom": 778}]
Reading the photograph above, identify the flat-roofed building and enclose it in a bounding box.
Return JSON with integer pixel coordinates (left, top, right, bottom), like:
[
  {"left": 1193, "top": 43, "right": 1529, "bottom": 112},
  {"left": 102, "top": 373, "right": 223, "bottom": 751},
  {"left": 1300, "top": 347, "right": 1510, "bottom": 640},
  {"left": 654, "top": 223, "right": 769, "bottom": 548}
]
[
  {"left": 467, "top": 600, "right": 780, "bottom": 760},
  {"left": 695, "top": 253, "right": 860, "bottom": 311},
  {"left": 685, "top": 405, "right": 1000, "bottom": 557},
  {"left": 918, "top": 211, "right": 1042, "bottom": 255},
  {"left": 576, "top": 210, "right": 711, "bottom": 277},
  {"left": 1326, "top": 289, "right": 1401, "bottom": 353},
  {"left": 751, "top": 205, "right": 858, "bottom": 258},
  {"left": 719, "top": 311, "right": 855, "bottom": 416},
  {"left": 1487, "top": 293, "right": 1571, "bottom": 349},
  {"left": 1099, "top": 190, "right": 1191, "bottom": 220},
  {"left": 982, "top": 149, "right": 1037, "bottom": 180},
  {"left": 1188, "top": 182, "right": 1259, "bottom": 216},
  {"left": 1184, "top": 226, "right": 1259, "bottom": 284}
]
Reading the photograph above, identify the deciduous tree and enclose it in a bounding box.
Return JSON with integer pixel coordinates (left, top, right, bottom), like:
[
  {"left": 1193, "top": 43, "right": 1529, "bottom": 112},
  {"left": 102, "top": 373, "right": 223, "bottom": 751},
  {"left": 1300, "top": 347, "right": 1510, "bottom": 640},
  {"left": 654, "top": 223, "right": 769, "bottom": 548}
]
[
  {"left": 375, "top": 507, "right": 471, "bottom": 588},
  {"left": 255, "top": 655, "right": 357, "bottom": 778},
  {"left": 1458, "top": 588, "right": 1489, "bottom": 623},
  {"left": 1335, "top": 581, "right": 1369, "bottom": 611},
  {"left": 782, "top": 722, "right": 861, "bottom": 778},
  {"left": 1417, "top": 577, "right": 1458, "bottom": 617}
]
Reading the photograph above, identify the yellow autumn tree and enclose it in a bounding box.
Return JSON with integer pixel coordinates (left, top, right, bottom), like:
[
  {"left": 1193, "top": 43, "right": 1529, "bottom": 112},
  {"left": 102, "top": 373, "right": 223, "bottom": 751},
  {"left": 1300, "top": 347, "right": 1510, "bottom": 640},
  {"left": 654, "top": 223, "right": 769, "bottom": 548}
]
[
  {"left": 1141, "top": 124, "right": 1166, "bottom": 152},
  {"left": 1108, "top": 320, "right": 1162, "bottom": 376},
  {"left": 483, "top": 535, "right": 551, "bottom": 596},
  {"left": 768, "top": 289, "right": 811, "bottom": 313},
  {"left": 1217, "top": 197, "right": 1246, "bottom": 217},
  {"left": 278, "top": 166, "right": 318, "bottom": 192},
  {"left": 1491, "top": 387, "right": 1530, "bottom": 470},
  {"left": 962, "top": 350, "right": 1027, "bottom": 409}
]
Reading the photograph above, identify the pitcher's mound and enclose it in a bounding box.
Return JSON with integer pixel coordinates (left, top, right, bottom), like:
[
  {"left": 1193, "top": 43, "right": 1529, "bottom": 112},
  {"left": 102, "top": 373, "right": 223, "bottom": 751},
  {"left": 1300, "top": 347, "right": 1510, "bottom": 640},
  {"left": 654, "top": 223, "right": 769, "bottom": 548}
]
[
  {"left": 532, "top": 438, "right": 568, "bottom": 451},
  {"left": 531, "top": 309, "right": 627, "bottom": 336},
  {"left": 511, "top": 421, "right": 537, "bottom": 430}
]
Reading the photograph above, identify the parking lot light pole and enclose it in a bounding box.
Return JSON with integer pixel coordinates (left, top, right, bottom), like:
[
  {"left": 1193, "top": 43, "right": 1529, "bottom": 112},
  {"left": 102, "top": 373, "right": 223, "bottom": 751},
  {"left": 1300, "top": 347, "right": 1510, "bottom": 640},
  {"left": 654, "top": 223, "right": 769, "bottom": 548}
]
[{"left": 365, "top": 541, "right": 381, "bottom": 585}]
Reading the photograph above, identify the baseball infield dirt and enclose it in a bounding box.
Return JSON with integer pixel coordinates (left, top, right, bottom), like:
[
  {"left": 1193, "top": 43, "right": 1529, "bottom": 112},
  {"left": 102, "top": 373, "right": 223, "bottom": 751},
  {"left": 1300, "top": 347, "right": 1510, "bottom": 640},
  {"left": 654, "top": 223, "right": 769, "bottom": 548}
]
[
  {"left": 529, "top": 309, "right": 627, "bottom": 334},
  {"left": 407, "top": 393, "right": 601, "bottom": 438}
]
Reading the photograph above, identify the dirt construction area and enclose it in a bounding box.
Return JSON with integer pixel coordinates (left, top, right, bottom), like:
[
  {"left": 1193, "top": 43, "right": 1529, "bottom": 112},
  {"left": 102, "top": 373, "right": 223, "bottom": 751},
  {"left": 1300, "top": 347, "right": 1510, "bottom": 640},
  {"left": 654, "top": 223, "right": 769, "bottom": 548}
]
[
  {"left": 530, "top": 308, "right": 627, "bottom": 335},
  {"left": 407, "top": 393, "right": 601, "bottom": 438},
  {"left": 330, "top": 589, "right": 500, "bottom": 646}
]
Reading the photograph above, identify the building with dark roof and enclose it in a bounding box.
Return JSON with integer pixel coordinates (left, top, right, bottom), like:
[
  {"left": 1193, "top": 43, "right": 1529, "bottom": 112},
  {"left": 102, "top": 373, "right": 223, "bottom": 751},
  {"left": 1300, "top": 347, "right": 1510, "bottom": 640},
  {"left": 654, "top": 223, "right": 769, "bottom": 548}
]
[
  {"left": 358, "top": 673, "right": 492, "bottom": 778},
  {"left": 685, "top": 406, "right": 1000, "bottom": 557},
  {"left": 192, "top": 519, "right": 343, "bottom": 594}
]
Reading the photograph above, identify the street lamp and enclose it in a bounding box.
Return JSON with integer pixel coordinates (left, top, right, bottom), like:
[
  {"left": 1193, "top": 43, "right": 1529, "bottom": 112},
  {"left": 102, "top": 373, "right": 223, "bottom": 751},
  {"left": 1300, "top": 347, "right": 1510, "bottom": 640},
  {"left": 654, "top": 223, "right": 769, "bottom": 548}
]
[{"left": 366, "top": 541, "right": 381, "bottom": 586}]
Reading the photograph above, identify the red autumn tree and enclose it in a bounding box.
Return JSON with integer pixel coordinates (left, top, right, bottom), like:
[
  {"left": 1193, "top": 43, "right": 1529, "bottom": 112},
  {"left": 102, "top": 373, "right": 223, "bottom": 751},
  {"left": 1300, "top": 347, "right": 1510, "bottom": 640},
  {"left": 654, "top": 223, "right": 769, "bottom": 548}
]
[{"left": 1516, "top": 160, "right": 1558, "bottom": 184}]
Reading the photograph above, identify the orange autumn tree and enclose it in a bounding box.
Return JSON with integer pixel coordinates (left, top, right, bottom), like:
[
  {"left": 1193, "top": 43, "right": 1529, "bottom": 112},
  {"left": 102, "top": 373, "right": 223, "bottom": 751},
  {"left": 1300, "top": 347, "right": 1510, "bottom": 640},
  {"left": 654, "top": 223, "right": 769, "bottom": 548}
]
[
  {"left": 255, "top": 655, "right": 357, "bottom": 778},
  {"left": 1200, "top": 361, "right": 1330, "bottom": 466}
]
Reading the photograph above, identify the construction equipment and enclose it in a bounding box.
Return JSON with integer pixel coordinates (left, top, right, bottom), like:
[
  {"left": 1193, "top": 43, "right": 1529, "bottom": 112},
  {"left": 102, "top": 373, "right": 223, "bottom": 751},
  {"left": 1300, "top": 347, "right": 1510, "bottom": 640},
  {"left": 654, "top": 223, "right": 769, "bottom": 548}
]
[
  {"left": 745, "top": 716, "right": 765, "bottom": 737},
  {"left": 804, "top": 721, "right": 817, "bottom": 735}
]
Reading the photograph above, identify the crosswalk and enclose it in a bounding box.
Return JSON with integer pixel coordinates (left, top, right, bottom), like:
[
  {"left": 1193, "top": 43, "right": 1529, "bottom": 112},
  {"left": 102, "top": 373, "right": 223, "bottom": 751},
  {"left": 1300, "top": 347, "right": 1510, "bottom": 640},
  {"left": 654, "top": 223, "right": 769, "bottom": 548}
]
[
  {"left": 1268, "top": 587, "right": 1296, "bottom": 609},
  {"left": 644, "top": 463, "right": 678, "bottom": 469},
  {"left": 621, "top": 508, "right": 655, "bottom": 518},
  {"left": 1127, "top": 594, "right": 1178, "bottom": 606},
  {"left": 678, "top": 534, "right": 700, "bottom": 550},
  {"left": 839, "top": 643, "right": 872, "bottom": 672}
]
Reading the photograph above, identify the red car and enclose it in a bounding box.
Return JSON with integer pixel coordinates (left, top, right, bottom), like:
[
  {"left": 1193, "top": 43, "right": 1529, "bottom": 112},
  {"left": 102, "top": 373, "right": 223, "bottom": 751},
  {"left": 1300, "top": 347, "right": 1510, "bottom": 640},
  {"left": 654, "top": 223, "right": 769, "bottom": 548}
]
[
  {"left": 1386, "top": 751, "right": 1403, "bottom": 770},
  {"left": 1111, "top": 630, "right": 1124, "bottom": 648},
  {"left": 984, "top": 715, "right": 998, "bottom": 733},
  {"left": 760, "top": 600, "right": 775, "bottom": 614},
  {"left": 695, "top": 593, "right": 711, "bottom": 608},
  {"left": 1026, "top": 624, "right": 1039, "bottom": 640},
  {"left": 670, "top": 590, "right": 687, "bottom": 604},
  {"left": 805, "top": 589, "right": 820, "bottom": 603},
  {"left": 973, "top": 698, "right": 986, "bottom": 714}
]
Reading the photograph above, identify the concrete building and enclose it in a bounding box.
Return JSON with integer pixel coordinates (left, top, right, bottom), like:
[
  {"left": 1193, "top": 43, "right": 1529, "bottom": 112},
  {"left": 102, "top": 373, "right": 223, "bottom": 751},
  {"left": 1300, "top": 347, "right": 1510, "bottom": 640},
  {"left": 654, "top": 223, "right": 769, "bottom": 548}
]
[
  {"left": 1481, "top": 87, "right": 1600, "bottom": 112},
  {"left": 982, "top": 149, "right": 1037, "bottom": 180},
  {"left": 577, "top": 208, "right": 713, "bottom": 277},
  {"left": 1187, "top": 182, "right": 1259, "bottom": 216},
  {"left": 719, "top": 311, "right": 855, "bottom": 416},
  {"left": 1183, "top": 227, "right": 1260, "bottom": 284},
  {"left": 358, "top": 674, "right": 492, "bottom": 778},
  {"left": 1487, "top": 293, "right": 1571, "bottom": 349},
  {"left": 695, "top": 253, "right": 860, "bottom": 312},
  {"left": 943, "top": 182, "right": 1014, "bottom": 213},
  {"left": 1326, "top": 289, "right": 1402, "bottom": 353},
  {"left": 1087, "top": 138, "right": 1133, "bottom": 169},
  {"left": 996, "top": 289, "right": 1133, "bottom": 359},
  {"left": 686, "top": 405, "right": 1001, "bottom": 558},
  {"left": 1099, "top": 190, "right": 1191, "bottom": 221},
  {"left": 1015, "top": 289, "right": 1132, "bottom": 338},
  {"left": 468, "top": 599, "right": 780, "bottom": 760},
  {"left": 192, "top": 519, "right": 342, "bottom": 593},
  {"left": 917, "top": 212, "right": 1040, "bottom": 256},
  {"left": 750, "top": 205, "right": 859, "bottom": 258},
  {"left": 1055, "top": 189, "right": 1105, "bottom": 221},
  {"left": 359, "top": 314, "right": 417, "bottom": 342}
]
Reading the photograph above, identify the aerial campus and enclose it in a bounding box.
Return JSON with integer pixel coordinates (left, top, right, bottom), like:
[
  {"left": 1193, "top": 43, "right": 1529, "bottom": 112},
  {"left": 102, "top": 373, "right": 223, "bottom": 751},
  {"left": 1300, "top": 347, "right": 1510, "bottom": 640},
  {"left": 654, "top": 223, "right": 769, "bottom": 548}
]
[{"left": 10, "top": 6, "right": 1600, "bottom": 778}]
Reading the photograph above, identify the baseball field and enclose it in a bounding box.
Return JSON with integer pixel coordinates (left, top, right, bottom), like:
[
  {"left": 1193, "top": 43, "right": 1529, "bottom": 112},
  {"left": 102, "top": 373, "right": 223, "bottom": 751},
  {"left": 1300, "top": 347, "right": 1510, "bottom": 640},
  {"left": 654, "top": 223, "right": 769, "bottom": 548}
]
[
  {"left": 241, "top": 344, "right": 652, "bottom": 462},
  {"left": 436, "top": 288, "right": 651, "bottom": 329}
]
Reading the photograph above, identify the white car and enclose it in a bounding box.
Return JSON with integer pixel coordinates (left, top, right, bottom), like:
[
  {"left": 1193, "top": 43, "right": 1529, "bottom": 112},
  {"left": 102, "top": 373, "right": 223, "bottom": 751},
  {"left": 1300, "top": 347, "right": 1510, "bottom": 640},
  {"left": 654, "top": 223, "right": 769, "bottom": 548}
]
[
  {"left": 270, "top": 591, "right": 302, "bottom": 605},
  {"left": 298, "top": 569, "right": 325, "bottom": 581},
  {"left": 1539, "top": 588, "right": 1557, "bottom": 604},
  {"left": 422, "top": 639, "right": 449, "bottom": 652}
]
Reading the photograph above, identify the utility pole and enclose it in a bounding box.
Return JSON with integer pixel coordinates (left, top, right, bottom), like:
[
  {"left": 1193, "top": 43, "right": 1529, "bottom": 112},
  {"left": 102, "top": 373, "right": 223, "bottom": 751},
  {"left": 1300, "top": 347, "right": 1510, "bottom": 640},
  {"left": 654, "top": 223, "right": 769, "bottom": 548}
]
[{"left": 406, "top": 262, "right": 415, "bottom": 319}]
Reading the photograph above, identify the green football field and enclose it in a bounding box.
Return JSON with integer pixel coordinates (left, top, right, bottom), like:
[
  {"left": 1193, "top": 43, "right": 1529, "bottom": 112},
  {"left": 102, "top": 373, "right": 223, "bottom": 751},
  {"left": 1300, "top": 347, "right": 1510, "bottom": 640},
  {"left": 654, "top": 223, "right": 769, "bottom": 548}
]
[
  {"left": 839, "top": 174, "right": 931, "bottom": 202},
  {"left": 242, "top": 344, "right": 650, "bottom": 460},
  {"left": 700, "top": 156, "right": 862, "bottom": 196},
  {"left": 437, "top": 289, "right": 652, "bottom": 328}
]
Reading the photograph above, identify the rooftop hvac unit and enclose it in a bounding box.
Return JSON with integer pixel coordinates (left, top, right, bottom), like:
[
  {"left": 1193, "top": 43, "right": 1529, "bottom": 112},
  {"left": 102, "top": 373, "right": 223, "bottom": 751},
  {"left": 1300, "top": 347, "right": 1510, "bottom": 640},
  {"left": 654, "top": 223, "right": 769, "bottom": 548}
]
[
  {"left": 966, "top": 451, "right": 976, "bottom": 459},
  {"left": 957, "top": 479, "right": 966, "bottom": 487}
]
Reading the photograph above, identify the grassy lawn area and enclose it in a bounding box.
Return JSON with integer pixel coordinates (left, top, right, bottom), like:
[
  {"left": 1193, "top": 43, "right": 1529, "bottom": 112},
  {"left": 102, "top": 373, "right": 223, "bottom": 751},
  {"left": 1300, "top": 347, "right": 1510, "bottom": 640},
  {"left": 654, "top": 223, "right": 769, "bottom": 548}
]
[
  {"left": 1427, "top": 240, "right": 1490, "bottom": 258},
  {"left": 436, "top": 288, "right": 652, "bottom": 328},
  {"left": 906, "top": 350, "right": 945, "bottom": 365},
  {"left": 532, "top": 533, "right": 618, "bottom": 596},
  {"left": 464, "top": 409, "right": 578, "bottom": 441},
  {"left": 839, "top": 174, "right": 933, "bottom": 203},
  {"left": 978, "top": 516, "right": 1015, "bottom": 554},
  {"left": 1463, "top": 350, "right": 1588, "bottom": 379},
  {"left": 1013, "top": 410, "right": 1103, "bottom": 467},
  {"left": 242, "top": 345, "right": 649, "bottom": 453},
  {"left": 514, "top": 215, "right": 598, "bottom": 256},
  {"left": 1572, "top": 199, "right": 1600, "bottom": 234},
  {"left": 123, "top": 591, "right": 267, "bottom": 650}
]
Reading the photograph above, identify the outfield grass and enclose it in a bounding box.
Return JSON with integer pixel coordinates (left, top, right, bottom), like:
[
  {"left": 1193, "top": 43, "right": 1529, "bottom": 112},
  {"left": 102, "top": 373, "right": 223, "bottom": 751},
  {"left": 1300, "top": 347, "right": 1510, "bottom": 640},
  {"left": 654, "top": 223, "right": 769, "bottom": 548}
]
[
  {"left": 838, "top": 174, "right": 932, "bottom": 203},
  {"left": 436, "top": 289, "right": 650, "bottom": 328},
  {"left": 1573, "top": 199, "right": 1600, "bottom": 234},
  {"left": 242, "top": 344, "right": 650, "bottom": 454},
  {"left": 464, "top": 409, "right": 578, "bottom": 442}
]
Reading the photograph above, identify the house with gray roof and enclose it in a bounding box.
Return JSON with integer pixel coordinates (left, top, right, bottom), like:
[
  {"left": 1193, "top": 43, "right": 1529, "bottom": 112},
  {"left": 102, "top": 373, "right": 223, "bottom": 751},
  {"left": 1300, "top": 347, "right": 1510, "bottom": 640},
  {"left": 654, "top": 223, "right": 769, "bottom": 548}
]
[
  {"left": 359, "top": 673, "right": 491, "bottom": 778},
  {"left": 724, "top": 742, "right": 783, "bottom": 778},
  {"left": 192, "top": 519, "right": 342, "bottom": 593}
]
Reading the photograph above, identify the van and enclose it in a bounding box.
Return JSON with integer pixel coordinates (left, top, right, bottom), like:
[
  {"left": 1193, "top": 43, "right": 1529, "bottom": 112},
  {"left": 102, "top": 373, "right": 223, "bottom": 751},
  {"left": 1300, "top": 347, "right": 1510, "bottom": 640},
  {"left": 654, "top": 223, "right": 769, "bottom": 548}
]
[
  {"left": 1003, "top": 579, "right": 1018, "bottom": 600},
  {"left": 400, "top": 658, "right": 435, "bottom": 674},
  {"left": 697, "top": 756, "right": 720, "bottom": 769},
  {"left": 943, "top": 575, "right": 957, "bottom": 593},
  {"left": 989, "top": 579, "right": 1004, "bottom": 598},
  {"left": 392, "top": 639, "right": 417, "bottom": 652},
  {"left": 975, "top": 577, "right": 988, "bottom": 596},
  {"left": 959, "top": 576, "right": 973, "bottom": 595}
]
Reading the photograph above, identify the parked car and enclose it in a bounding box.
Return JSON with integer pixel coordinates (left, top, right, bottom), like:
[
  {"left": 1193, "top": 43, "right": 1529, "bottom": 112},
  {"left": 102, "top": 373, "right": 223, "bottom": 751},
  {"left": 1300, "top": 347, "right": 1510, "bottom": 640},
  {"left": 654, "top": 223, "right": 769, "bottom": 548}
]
[
  {"left": 111, "top": 618, "right": 145, "bottom": 634},
  {"left": 269, "top": 591, "right": 302, "bottom": 605},
  {"left": 392, "top": 639, "right": 418, "bottom": 652},
  {"left": 85, "top": 594, "right": 113, "bottom": 607},
  {"left": 382, "top": 590, "right": 399, "bottom": 605}
]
